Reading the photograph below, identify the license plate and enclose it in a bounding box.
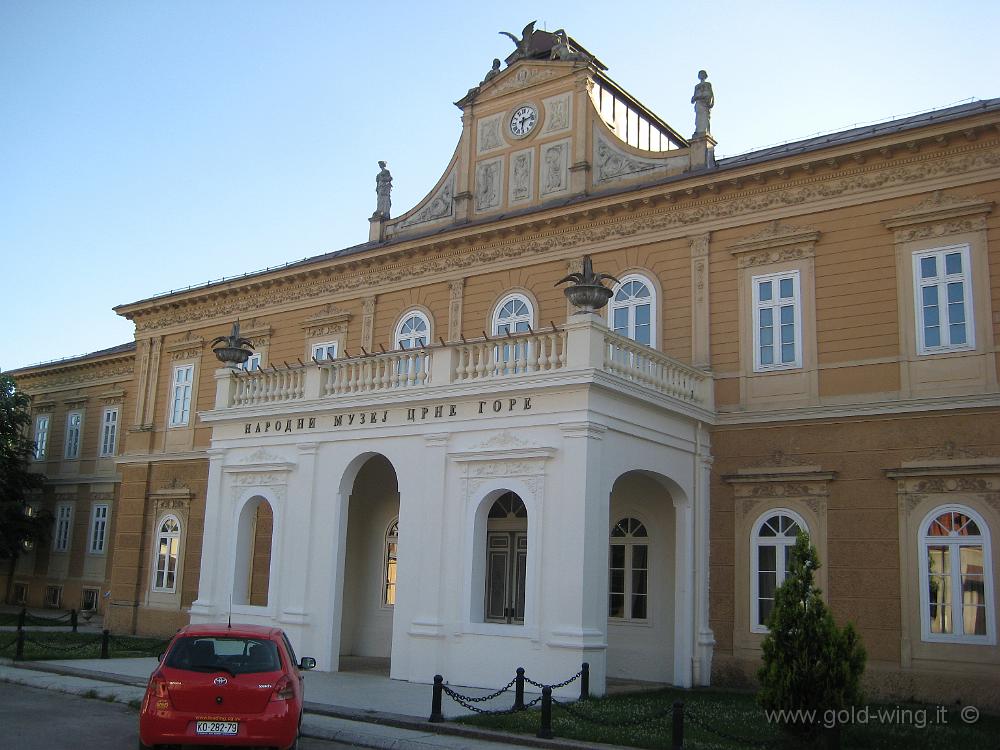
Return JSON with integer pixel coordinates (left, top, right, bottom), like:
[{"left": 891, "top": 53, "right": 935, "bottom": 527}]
[{"left": 196, "top": 720, "right": 238, "bottom": 735}]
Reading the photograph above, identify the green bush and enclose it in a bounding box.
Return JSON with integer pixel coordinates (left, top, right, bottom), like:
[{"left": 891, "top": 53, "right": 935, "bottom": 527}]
[{"left": 758, "top": 532, "right": 866, "bottom": 738}]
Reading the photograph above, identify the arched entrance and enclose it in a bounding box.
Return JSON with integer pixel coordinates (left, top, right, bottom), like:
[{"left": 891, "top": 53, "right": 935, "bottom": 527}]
[
  {"left": 338, "top": 454, "right": 400, "bottom": 670},
  {"left": 606, "top": 471, "right": 677, "bottom": 683},
  {"left": 233, "top": 495, "right": 274, "bottom": 606}
]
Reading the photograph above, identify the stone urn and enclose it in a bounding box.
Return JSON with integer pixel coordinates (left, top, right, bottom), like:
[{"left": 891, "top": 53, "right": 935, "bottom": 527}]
[
  {"left": 211, "top": 321, "right": 255, "bottom": 369},
  {"left": 555, "top": 255, "right": 619, "bottom": 313}
]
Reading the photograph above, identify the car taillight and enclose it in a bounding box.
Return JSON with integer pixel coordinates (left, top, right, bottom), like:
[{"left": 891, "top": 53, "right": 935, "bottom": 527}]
[
  {"left": 271, "top": 675, "right": 294, "bottom": 701},
  {"left": 150, "top": 672, "right": 169, "bottom": 698}
]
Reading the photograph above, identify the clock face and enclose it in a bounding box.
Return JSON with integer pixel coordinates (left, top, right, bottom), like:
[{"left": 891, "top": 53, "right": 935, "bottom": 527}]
[{"left": 509, "top": 105, "right": 538, "bottom": 138}]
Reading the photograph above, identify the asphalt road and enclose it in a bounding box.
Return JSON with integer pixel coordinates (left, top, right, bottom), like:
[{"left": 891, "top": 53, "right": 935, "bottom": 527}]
[{"left": 0, "top": 681, "right": 359, "bottom": 749}]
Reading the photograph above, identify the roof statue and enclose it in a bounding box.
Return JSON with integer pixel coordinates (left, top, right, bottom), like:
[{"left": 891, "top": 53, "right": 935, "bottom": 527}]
[
  {"left": 373, "top": 160, "right": 392, "bottom": 219},
  {"left": 691, "top": 70, "right": 714, "bottom": 136},
  {"left": 482, "top": 58, "right": 501, "bottom": 83},
  {"left": 549, "top": 29, "right": 589, "bottom": 63},
  {"left": 499, "top": 21, "right": 536, "bottom": 62}
]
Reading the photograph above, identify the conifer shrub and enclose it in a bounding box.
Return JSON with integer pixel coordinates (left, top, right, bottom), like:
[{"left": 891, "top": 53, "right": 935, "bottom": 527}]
[{"left": 757, "top": 532, "right": 866, "bottom": 739}]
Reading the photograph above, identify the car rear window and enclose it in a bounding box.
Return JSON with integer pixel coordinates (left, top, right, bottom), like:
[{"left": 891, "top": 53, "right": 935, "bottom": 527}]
[{"left": 166, "top": 636, "right": 281, "bottom": 675}]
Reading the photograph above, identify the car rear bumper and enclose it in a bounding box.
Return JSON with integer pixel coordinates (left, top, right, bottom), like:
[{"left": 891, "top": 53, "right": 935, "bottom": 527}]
[{"left": 139, "top": 700, "right": 298, "bottom": 747}]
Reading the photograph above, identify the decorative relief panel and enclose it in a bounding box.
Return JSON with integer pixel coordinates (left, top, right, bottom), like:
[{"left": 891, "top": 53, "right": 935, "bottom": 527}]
[
  {"left": 448, "top": 278, "right": 465, "bottom": 342},
  {"left": 475, "top": 157, "right": 503, "bottom": 212},
  {"left": 729, "top": 220, "right": 821, "bottom": 268},
  {"left": 539, "top": 138, "right": 570, "bottom": 197},
  {"left": 509, "top": 147, "right": 534, "bottom": 205},
  {"left": 541, "top": 92, "right": 571, "bottom": 135},
  {"left": 881, "top": 190, "right": 993, "bottom": 242},
  {"left": 477, "top": 113, "right": 507, "bottom": 155},
  {"left": 165, "top": 333, "right": 204, "bottom": 361},
  {"left": 302, "top": 305, "right": 352, "bottom": 338},
  {"left": 489, "top": 66, "right": 563, "bottom": 97},
  {"left": 361, "top": 297, "right": 376, "bottom": 352},
  {"left": 594, "top": 132, "right": 665, "bottom": 185},
  {"left": 396, "top": 170, "right": 456, "bottom": 229}
]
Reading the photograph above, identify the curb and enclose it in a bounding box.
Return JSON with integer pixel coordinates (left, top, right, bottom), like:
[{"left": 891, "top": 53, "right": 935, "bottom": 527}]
[{"left": 0, "top": 660, "right": 618, "bottom": 750}]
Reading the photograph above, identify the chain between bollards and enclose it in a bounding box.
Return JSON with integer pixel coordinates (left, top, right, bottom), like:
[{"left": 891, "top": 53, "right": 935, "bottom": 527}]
[
  {"left": 580, "top": 662, "right": 590, "bottom": 700},
  {"left": 100, "top": 629, "right": 110, "bottom": 659},
  {"left": 429, "top": 675, "right": 444, "bottom": 722},
  {"left": 514, "top": 667, "right": 525, "bottom": 710},
  {"left": 70, "top": 609, "right": 78, "bottom": 633}
]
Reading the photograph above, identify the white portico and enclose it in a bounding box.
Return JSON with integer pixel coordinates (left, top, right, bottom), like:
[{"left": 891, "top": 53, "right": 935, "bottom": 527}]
[{"left": 189, "top": 313, "right": 715, "bottom": 695}]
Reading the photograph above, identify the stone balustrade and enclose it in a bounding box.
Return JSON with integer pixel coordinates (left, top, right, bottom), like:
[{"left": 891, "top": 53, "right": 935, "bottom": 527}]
[{"left": 214, "top": 314, "right": 712, "bottom": 411}]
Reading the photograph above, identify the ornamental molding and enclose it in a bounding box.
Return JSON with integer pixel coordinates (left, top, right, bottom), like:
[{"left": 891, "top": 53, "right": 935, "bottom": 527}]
[
  {"left": 238, "top": 319, "right": 272, "bottom": 349},
  {"left": 890, "top": 217, "right": 988, "bottom": 244},
  {"left": 17, "top": 358, "right": 134, "bottom": 390},
  {"left": 302, "top": 306, "right": 352, "bottom": 338},
  {"left": 729, "top": 220, "right": 820, "bottom": 268},
  {"left": 128, "top": 144, "right": 1000, "bottom": 333},
  {"left": 393, "top": 169, "right": 456, "bottom": 231},
  {"left": 881, "top": 190, "right": 993, "bottom": 229},
  {"left": 689, "top": 233, "right": 710, "bottom": 259},
  {"left": 594, "top": 130, "right": 668, "bottom": 185},
  {"left": 150, "top": 477, "right": 193, "bottom": 502},
  {"left": 452, "top": 432, "right": 556, "bottom": 464},
  {"left": 725, "top": 464, "right": 836, "bottom": 503},
  {"left": 165, "top": 333, "right": 204, "bottom": 361},
  {"left": 481, "top": 64, "right": 566, "bottom": 99},
  {"left": 98, "top": 388, "right": 126, "bottom": 406}
]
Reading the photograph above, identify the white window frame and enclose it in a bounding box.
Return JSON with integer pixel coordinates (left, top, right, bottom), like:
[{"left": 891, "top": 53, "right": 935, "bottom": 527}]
[
  {"left": 382, "top": 518, "right": 399, "bottom": 608},
  {"left": 752, "top": 270, "right": 803, "bottom": 372},
  {"left": 152, "top": 515, "right": 181, "bottom": 593},
  {"left": 394, "top": 310, "right": 431, "bottom": 350},
  {"left": 81, "top": 587, "right": 100, "bottom": 612},
  {"left": 608, "top": 517, "right": 650, "bottom": 624},
  {"left": 53, "top": 503, "right": 73, "bottom": 553},
  {"left": 492, "top": 293, "right": 534, "bottom": 335},
  {"left": 64, "top": 411, "right": 82, "bottom": 459},
  {"left": 918, "top": 504, "right": 995, "bottom": 645},
  {"left": 913, "top": 244, "right": 975, "bottom": 355},
  {"left": 608, "top": 274, "right": 656, "bottom": 347},
  {"left": 168, "top": 364, "right": 194, "bottom": 427},
  {"left": 750, "top": 508, "right": 809, "bottom": 633},
  {"left": 34, "top": 415, "right": 49, "bottom": 460},
  {"left": 88, "top": 504, "right": 109, "bottom": 555},
  {"left": 241, "top": 352, "right": 262, "bottom": 372},
  {"left": 99, "top": 407, "right": 119, "bottom": 457},
  {"left": 311, "top": 341, "right": 338, "bottom": 362},
  {"left": 44, "top": 585, "right": 62, "bottom": 608}
]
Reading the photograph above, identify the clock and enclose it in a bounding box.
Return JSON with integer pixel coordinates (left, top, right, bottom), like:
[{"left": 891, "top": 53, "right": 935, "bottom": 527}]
[{"left": 509, "top": 104, "right": 538, "bottom": 138}]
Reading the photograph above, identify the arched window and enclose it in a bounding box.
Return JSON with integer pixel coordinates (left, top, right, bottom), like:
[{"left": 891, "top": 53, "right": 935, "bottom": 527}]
[
  {"left": 751, "top": 509, "right": 808, "bottom": 632},
  {"left": 609, "top": 517, "right": 649, "bottom": 622},
  {"left": 492, "top": 293, "right": 534, "bottom": 374},
  {"left": 609, "top": 274, "right": 655, "bottom": 347},
  {"left": 492, "top": 293, "right": 533, "bottom": 335},
  {"left": 153, "top": 516, "right": 181, "bottom": 593},
  {"left": 395, "top": 311, "right": 430, "bottom": 350},
  {"left": 383, "top": 518, "right": 399, "bottom": 607},
  {"left": 920, "top": 505, "right": 995, "bottom": 644},
  {"left": 485, "top": 492, "right": 527, "bottom": 625}
]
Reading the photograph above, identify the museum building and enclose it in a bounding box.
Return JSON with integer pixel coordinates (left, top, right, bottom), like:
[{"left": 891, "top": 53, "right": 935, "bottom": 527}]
[{"left": 9, "top": 26, "right": 1000, "bottom": 707}]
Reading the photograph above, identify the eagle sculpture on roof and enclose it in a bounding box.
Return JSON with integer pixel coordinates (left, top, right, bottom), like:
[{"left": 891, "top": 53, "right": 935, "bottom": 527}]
[{"left": 499, "top": 21, "right": 536, "bottom": 61}]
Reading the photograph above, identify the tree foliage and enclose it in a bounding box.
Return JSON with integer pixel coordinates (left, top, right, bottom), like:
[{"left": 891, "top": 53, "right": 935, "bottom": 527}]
[
  {"left": 757, "top": 532, "right": 866, "bottom": 737},
  {"left": 0, "top": 371, "right": 48, "bottom": 561}
]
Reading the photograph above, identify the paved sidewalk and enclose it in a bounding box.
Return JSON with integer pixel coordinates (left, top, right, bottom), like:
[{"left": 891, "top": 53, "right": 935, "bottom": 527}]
[{"left": 0, "top": 657, "right": 611, "bottom": 750}]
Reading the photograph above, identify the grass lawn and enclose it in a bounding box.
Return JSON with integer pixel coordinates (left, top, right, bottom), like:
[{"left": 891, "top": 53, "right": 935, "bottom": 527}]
[
  {"left": 0, "top": 631, "right": 169, "bottom": 661},
  {"left": 457, "top": 687, "right": 1000, "bottom": 749}
]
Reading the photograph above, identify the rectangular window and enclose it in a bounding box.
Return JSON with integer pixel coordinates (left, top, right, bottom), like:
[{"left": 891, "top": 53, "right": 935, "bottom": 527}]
[
  {"left": 169, "top": 364, "right": 194, "bottom": 427},
  {"left": 241, "top": 353, "right": 262, "bottom": 372},
  {"left": 312, "top": 342, "right": 338, "bottom": 361},
  {"left": 65, "top": 411, "right": 82, "bottom": 459},
  {"left": 100, "top": 407, "right": 119, "bottom": 456},
  {"left": 44, "top": 585, "right": 62, "bottom": 608},
  {"left": 89, "top": 504, "right": 109, "bottom": 554},
  {"left": 753, "top": 271, "right": 802, "bottom": 371},
  {"left": 13, "top": 582, "right": 27, "bottom": 605},
  {"left": 53, "top": 504, "right": 73, "bottom": 553},
  {"left": 914, "top": 245, "right": 974, "bottom": 354},
  {"left": 34, "top": 415, "right": 49, "bottom": 459},
  {"left": 81, "top": 588, "right": 99, "bottom": 612}
]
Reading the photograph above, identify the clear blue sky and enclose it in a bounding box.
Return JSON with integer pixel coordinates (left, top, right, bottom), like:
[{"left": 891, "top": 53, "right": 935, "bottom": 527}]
[{"left": 2, "top": 0, "right": 998, "bottom": 370}]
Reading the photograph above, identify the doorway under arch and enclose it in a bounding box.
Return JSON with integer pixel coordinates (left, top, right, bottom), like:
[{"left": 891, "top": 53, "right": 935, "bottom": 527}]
[
  {"left": 338, "top": 454, "right": 400, "bottom": 670},
  {"left": 233, "top": 495, "right": 274, "bottom": 607}
]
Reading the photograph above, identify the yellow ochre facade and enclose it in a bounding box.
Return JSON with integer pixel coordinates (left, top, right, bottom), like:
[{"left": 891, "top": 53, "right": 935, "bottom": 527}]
[{"left": 8, "top": 26, "right": 1000, "bottom": 708}]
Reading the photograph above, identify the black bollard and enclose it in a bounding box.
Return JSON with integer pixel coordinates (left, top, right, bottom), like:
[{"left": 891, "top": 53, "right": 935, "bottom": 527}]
[
  {"left": 429, "top": 675, "right": 444, "bottom": 722},
  {"left": 672, "top": 700, "right": 684, "bottom": 750},
  {"left": 100, "top": 629, "right": 110, "bottom": 659},
  {"left": 17, "top": 607, "right": 26, "bottom": 630},
  {"left": 71, "top": 609, "right": 78, "bottom": 633},
  {"left": 15, "top": 630, "right": 25, "bottom": 661},
  {"left": 514, "top": 667, "right": 525, "bottom": 710},
  {"left": 537, "top": 687, "right": 553, "bottom": 739},
  {"left": 580, "top": 662, "right": 589, "bottom": 701}
]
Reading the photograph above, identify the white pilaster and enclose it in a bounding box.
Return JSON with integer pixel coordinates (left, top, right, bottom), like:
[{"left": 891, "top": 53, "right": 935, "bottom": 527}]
[{"left": 189, "top": 448, "right": 226, "bottom": 619}]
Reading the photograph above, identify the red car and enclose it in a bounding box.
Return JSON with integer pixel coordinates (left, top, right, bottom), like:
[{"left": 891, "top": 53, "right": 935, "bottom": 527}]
[{"left": 138, "top": 623, "right": 316, "bottom": 750}]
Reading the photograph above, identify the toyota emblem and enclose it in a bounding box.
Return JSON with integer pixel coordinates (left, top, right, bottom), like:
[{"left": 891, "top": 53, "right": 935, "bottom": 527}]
[{"left": 213, "top": 676, "right": 228, "bottom": 686}]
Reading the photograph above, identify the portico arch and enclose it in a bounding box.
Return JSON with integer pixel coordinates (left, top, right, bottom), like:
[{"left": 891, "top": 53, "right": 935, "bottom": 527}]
[
  {"left": 232, "top": 494, "right": 275, "bottom": 607},
  {"left": 335, "top": 453, "right": 400, "bottom": 671},
  {"left": 606, "top": 469, "right": 683, "bottom": 684}
]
